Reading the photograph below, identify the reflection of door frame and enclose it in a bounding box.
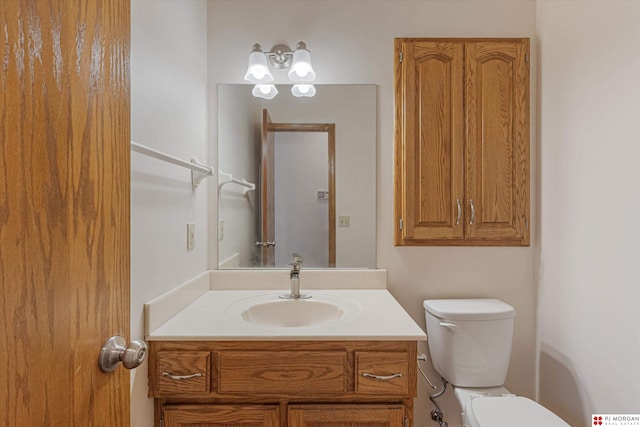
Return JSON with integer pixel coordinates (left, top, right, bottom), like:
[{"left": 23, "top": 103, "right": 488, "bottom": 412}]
[{"left": 267, "top": 122, "right": 336, "bottom": 267}]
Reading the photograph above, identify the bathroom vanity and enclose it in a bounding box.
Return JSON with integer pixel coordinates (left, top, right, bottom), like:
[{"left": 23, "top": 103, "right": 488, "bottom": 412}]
[{"left": 145, "top": 271, "right": 426, "bottom": 427}]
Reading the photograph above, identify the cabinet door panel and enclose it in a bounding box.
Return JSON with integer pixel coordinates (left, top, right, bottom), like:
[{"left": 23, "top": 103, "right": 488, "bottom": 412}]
[
  {"left": 289, "top": 405, "right": 404, "bottom": 427},
  {"left": 163, "top": 405, "right": 279, "bottom": 427},
  {"left": 465, "top": 41, "right": 530, "bottom": 243},
  {"left": 401, "top": 41, "right": 464, "bottom": 241}
]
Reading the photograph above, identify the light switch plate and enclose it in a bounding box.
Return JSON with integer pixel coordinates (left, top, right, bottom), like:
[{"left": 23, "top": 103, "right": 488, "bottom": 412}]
[{"left": 338, "top": 216, "right": 350, "bottom": 227}]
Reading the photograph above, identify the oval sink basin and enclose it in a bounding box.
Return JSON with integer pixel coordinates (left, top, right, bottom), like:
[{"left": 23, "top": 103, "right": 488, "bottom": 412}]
[
  {"left": 231, "top": 293, "right": 362, "bottom": 328},
  {"left": 241, "top": 299, "right": 343, "bottom": 327}
]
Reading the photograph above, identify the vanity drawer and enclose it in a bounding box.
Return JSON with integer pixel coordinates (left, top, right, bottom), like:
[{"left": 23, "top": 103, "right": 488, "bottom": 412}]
[
  {"left": 355, "top": 352, "right": 409, "bottom": 395},
  {"left": 155, "top": 351, "right": 211, "bottom": 396},
  {"left": 218, "top": 351, "right": 348, "bottom": 394}
]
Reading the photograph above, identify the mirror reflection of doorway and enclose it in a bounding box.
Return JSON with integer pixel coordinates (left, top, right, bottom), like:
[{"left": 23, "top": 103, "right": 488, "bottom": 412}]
[{"left": 260, "top": 109, "right": 336, "bottom": 267}]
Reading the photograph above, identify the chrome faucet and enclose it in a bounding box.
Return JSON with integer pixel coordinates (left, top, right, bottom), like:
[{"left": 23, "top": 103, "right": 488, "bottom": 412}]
[{"left": 280, "top": 253, "right": 311, "bottom": 299}]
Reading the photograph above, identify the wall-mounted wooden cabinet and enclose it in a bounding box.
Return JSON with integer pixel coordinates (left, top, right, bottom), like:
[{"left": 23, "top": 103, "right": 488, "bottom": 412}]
[{"left": 394, "top": 38, "right": 530, "bottom": 246}]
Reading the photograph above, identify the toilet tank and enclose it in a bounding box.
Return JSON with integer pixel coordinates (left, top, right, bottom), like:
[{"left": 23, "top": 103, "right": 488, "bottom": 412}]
[{"left": 423, "top": 299, "right": 515, "bottom": 387}]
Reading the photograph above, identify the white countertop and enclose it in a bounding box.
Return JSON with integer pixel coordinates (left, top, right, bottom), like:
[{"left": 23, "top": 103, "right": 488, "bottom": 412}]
[{"left": 146, "top": 288, "right": 426, "bottom": 341}]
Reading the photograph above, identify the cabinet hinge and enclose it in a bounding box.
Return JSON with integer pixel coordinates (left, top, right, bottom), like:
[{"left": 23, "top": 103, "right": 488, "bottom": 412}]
[
  {"left": 399, "top": 52, "right": 403, "bottom": 63},
  {"left": 404, "top": 416, "right": 409, "bottom": 427},
  {"left": 160, "top": 418, "right": 164, "bottom": 427},
  {"left": 399, "top": 218, "right": 403, "bottom": 230}
]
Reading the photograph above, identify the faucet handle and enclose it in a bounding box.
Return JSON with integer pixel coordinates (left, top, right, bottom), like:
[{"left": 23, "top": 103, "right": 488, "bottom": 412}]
[{"left": 291, "top": 253, "right": 303, "bottom": 264}]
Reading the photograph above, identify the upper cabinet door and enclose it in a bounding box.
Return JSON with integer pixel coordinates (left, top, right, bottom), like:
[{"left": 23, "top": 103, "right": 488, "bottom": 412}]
[
  {"left": 394, "top": 38, "right": 530, "bottom": 246},
  {"left": 465, "top": 41, "right": 530, "bottom": 244},
  {"left": 396, "top": 40, "right": 465, "bottom": 241}
]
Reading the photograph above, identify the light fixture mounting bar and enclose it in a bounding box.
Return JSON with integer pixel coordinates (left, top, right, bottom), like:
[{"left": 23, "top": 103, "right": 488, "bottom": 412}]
[{"left": 265, "top": 44, "right": 293, "bottom": 69}]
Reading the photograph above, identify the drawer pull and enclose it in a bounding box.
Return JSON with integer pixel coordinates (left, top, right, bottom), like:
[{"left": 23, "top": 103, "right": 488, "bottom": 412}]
[
  {"left": 362, "top": 372, "right": 404, "bottom": 381},
  {"left": 161, "top": 371, "right": 203, "bottom": 380}
]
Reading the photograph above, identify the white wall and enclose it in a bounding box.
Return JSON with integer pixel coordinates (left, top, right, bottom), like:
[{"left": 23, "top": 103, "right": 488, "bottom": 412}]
[
  {"left": 207, "top": 2, "right": 537, "bottom": 426},
  {"left": 536, "top": 1, "right": 640, "bottom": 425},
  {"left": 130, "top": 1, "right": 209, "bottom": 425}
]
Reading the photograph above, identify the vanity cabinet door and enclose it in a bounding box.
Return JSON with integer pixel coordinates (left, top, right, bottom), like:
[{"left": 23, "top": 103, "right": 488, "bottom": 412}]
[
  {"left": 163, "top": 405, "right": 279, "bottom": 427},
  {"left": 394, "top": 38, "right": 530, "bottom": 246},
  {"left": 289, "top": 404, "right": 405, "bottom": 427}
]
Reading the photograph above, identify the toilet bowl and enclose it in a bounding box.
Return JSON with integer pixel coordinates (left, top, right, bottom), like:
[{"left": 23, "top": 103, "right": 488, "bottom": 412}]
[{"left": 423, "top": 299, "right": 569, "bottom": 427}]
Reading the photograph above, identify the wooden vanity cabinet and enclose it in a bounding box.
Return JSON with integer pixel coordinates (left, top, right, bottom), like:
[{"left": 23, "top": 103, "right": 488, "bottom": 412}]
[
  {"left": 148, "top": 341, "right": 417, "bottom": 427},
  {"left": 394, "top": 38, "right": 530, "bottom": 246}
]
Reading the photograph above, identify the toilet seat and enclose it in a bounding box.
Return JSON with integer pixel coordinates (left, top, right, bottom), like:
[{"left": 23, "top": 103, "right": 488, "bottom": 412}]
[{"left": 465, "top": 396, "right": 569, "bottom": 427}]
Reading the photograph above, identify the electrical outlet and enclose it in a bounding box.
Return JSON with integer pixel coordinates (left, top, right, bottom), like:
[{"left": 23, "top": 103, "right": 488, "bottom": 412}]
[
  {"left": 338, "top": 216, "right": 350, "bottom": 227},
  {"left": 218, "top": 220, "right": 224, "bottom": 241},
  {"left": 187, "top": 223, "right": 195, "bottom": 250}
]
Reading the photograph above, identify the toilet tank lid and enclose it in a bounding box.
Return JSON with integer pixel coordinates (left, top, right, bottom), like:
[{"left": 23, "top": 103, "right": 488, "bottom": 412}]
[{"left": 423, "top": 299, "right": 515, "bottom": 320}]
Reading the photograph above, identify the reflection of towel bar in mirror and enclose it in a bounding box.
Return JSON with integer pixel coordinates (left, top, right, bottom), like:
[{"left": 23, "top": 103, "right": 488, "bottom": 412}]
[
  {"left": 130, "top": 141, "right": 214, "bottom": 187},
  {"left": 218, "top": 170, "right": 256, "bottom": 195}
]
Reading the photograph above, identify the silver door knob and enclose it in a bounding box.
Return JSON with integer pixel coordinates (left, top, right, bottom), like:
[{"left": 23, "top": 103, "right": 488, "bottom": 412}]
[{"left": 99, "top": 336, "right": 147, "bottom": 373}]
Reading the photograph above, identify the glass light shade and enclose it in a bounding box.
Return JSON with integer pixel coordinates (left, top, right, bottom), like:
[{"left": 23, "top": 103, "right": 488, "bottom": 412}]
[
  {"left": 244, "top": 51, "right": 274, "bottom": 83},
  {"left": 291, "top": 84, "right": 316, "bottom": 98},
  {"left": 252, "top": 84, "right": 278, "bottom": 100},
  {"left": 288, "top": 48, "right": 316, "bottom": 82}
]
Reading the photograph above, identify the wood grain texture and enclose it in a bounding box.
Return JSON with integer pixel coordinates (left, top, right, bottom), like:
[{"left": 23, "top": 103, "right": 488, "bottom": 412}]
[
  {"left": 0, "top": 0, "right": 130, "bottom": 425},
  {"left": 405, "top": 40, "right": 464, "bottom": 241},
  {"left": 163, "top": 404, "right": 280, "bottom": 427},
  {"left": 355, "top": 352, "right": 409, "bottom": 395},
  {"left": 148, "top": 341, "right": 417, "bottom": 405},
  {"left": 465, "top": 40, "right": 530, "bottom": 244},
  {"left": 394, "top": 38, "right": 529, "bottom": 246},
  {"left": 157, "top": 351, "right": 211, "bottom": 396},
  {"left": 289, "top": 404, "right": 405, "bottom": 427},
  {"left": 219, "top": 351, "right": 348, "bottom": 394}
]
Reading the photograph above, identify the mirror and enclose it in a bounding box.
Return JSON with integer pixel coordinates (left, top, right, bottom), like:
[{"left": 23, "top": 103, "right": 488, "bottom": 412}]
[{"left": 217, "top": 84, "right": 376, "bottom": 269}]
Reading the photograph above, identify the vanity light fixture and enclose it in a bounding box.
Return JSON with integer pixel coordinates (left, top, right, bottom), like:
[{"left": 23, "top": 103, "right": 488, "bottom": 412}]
[{"left": 244, "top": 41, "right": 316, "bottom": 99}]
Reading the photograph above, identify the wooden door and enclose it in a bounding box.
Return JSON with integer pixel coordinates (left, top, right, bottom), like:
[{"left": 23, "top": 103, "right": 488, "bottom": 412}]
[
  {"left": 163, "top": 405, "right": 279, "bottom": 427},
  {"left": 260, "top": 109, "right": 276, "bottom": 266},
  {"left": 395, "top": 39, "right": 465, "bottom": 243},
  {"left": 289, "top": 404, "right": 405, "bottom": 427},
  {"left": 465, "top": 40, "right": 530, "bottom": 244},
  {"left": 0, "top": 1, "right": 130, "bottom": 425}
]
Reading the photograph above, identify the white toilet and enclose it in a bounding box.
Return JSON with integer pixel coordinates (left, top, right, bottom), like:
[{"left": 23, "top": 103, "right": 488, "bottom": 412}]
[{"left": 423, "top": 299, "right": 569, "bottom": 427}]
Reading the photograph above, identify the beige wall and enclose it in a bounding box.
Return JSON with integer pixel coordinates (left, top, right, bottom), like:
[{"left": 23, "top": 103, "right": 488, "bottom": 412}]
[
  {"left": 207, "top": 2, "right": 537, "bottom": 426},
  {"left": 536, "top": 1, "right": 640, "bottom": 425}
]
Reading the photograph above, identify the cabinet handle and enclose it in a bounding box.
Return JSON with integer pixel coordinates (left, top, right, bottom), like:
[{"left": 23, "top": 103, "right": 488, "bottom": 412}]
[
  {"left": 469, "top": 199, "right": 475, "bottom": 225},
  {"left": 456, "top": 198, "right": 461, "bottom": 225},
  {"left": 161, "top": 371, "right": 203, "bottom": 380},
  {"left": 362, "top": 372, "right": 404, "bottom": 381}
]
